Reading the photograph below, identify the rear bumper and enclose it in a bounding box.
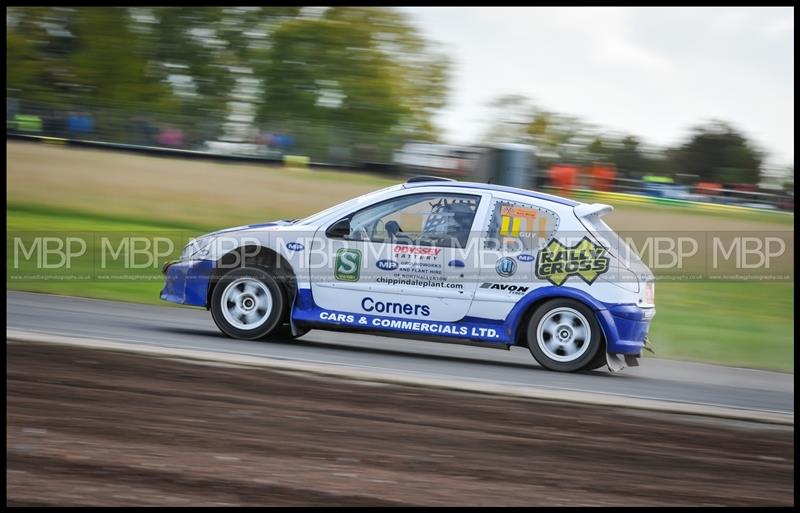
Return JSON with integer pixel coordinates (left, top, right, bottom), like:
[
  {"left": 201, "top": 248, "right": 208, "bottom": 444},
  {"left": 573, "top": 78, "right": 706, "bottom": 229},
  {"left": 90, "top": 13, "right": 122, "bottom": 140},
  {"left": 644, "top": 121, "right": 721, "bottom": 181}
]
[
  {"left": 160, "top": 259, "right": 214, "bottom": 307},
  {"left": 598, "top": 304, "right": 655, "bottom": 355}
]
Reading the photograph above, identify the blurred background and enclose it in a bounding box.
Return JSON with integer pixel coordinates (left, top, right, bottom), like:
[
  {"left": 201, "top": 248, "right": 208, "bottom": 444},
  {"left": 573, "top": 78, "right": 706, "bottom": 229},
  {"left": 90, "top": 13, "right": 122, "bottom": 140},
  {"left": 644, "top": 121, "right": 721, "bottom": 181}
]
[
  {"left": 6, "top": 6, "right": 794, "bottom": 209},
  {"left": 6, "top": 6, "right": 794, "bottom": 371}
]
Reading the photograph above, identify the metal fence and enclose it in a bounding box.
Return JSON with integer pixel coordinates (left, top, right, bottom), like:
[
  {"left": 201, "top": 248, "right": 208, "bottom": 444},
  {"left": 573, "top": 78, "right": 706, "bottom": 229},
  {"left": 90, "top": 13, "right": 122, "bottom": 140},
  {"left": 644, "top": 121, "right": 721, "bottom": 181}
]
[{"left": 6, "top": 97, "right": 406, "bottom": 167}]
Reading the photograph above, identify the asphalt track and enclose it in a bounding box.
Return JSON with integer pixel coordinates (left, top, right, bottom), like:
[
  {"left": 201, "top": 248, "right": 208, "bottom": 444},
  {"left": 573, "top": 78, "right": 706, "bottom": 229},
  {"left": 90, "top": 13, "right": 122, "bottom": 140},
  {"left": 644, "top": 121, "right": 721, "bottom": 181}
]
[{"left": 6, "top": 291, "right": 794, "bottom": 418}]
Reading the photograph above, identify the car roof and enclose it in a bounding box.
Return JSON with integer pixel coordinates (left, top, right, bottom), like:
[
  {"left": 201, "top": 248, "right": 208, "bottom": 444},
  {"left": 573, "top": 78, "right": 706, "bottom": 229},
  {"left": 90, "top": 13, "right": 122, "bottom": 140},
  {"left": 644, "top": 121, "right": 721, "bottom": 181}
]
[{"left": 402, "top": 181, "right": 580, "bottom": 207}]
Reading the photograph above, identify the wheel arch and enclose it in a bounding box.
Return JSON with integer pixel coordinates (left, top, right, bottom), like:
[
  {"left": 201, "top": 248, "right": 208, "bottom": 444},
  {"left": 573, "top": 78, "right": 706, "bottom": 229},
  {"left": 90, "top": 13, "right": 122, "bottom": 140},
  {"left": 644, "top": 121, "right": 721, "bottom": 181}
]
[
  {"left": 207, "top": 245, "right": 298, "bottom": 319},
  {"left": 507, "top": 287, "right": 614, "bottom": 349}
]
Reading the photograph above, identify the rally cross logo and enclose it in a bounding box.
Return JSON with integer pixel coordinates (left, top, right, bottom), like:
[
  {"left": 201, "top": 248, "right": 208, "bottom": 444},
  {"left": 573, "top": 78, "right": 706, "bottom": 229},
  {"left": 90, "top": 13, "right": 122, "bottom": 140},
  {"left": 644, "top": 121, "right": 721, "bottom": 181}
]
[
  {"left": 535, "top": 237, "right": 610, "bottom": 286},
  {"left": 335, "top": 248, "right": 361, "bottom": 282}
]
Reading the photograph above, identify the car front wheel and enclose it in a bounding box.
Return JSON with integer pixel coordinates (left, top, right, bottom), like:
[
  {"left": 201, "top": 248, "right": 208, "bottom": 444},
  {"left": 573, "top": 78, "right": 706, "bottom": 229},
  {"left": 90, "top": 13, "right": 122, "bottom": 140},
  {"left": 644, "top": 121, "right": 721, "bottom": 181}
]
[
  {"left": 211, "top": 267, "right": 286, "bottom": 340},
  {"left": 526, "top": 298, "right": 603, "bottom": 372}
]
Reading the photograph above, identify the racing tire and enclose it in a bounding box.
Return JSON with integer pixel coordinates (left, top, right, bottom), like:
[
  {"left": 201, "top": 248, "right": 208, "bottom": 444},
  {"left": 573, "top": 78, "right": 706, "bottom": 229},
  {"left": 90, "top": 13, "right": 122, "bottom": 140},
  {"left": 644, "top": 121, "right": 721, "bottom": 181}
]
[
  {"left": 263, "top": 323, "right": 309, "bottom": 341},
  {"left": 211, "top": 267, "right": 286, "bottom": 340},
  {"left": 526, "top": 298, "right": 603, "bottom": 372},
  {"left": 583, "top": 346, "right": 609, "bottom": 371}
]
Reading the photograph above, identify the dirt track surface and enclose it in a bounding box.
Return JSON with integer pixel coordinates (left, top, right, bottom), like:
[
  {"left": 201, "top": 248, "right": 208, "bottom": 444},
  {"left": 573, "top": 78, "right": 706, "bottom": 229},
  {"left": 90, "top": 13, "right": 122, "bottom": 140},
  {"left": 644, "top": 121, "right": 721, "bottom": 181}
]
[{"left": 7, "top": 342, "right": 794, "bottom": 506}]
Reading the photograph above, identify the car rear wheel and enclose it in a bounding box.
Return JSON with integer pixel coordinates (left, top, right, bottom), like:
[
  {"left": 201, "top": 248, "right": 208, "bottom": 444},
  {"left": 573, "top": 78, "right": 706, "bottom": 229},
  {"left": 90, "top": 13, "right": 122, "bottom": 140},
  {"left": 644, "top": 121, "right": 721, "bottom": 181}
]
[
  {"left": 526, "top": 299, "right": 603, "bottom": 372},
  {"left": 211, "top": 267, "right": 285, "bottom": 340}
]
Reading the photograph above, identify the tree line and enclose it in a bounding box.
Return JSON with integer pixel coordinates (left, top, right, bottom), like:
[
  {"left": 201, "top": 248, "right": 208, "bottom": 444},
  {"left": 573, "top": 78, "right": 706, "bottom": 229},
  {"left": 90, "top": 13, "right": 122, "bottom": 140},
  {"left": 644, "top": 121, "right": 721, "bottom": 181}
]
[
  {"left": 483, "top": 95, "right": 785, "bottom": 187},
  {"left": 6, "top": 7, "right": 790, "bottom": 186}
]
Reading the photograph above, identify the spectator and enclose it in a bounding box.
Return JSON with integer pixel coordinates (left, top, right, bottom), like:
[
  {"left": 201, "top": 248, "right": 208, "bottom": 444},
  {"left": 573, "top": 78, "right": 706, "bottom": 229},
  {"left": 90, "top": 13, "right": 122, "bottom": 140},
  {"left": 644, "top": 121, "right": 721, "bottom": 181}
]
[
  {"left": 7, "top": 98, "right": 20, "bottom": 130},
  {"left": 589, "top": 163, "right": 617, "bottom": 192},
  {"left": 42, "top": 110, "right": 66, "bottom": 138},
  {"left": 696, "top": 181, "right": 722, "bottom": 197},
  {"left": 549, "top": 164, "right": 578, "bottom": 194},
  {"left": 273, "top": 132, "right": 294, "bottom": 152},
  {"left": 67, "top": 112, "right": 93, "bottom": 138},
  {"left": 157, "top": 126, "right": 185, "bottom": 148},
  {"left": 282, "top": 133, "right": 295, "bottom": 151},
  {"left": 257, "top": 131, "right": 275, "bottom": 150},
  {"left": 129, "top": 116, "right": 158, "bottom": 146}
]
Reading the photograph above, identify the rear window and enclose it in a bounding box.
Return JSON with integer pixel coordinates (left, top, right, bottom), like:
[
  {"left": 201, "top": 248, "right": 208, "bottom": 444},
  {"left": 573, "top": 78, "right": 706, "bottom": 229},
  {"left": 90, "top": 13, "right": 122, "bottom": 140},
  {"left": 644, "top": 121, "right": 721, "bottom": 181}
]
[
  {"left": 484, "top": 198, "right": 560, "bottom": 252},
  {"left": 580, "top": 214, "right": 651, "bottom": 278}
]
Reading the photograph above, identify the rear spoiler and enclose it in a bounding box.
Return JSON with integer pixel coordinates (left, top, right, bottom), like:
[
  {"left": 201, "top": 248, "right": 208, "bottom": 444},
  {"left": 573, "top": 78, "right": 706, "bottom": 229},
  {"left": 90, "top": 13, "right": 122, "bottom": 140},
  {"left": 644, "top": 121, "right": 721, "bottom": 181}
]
[{"left": 573, "top": 203, "right": 614, "bottom": 218}]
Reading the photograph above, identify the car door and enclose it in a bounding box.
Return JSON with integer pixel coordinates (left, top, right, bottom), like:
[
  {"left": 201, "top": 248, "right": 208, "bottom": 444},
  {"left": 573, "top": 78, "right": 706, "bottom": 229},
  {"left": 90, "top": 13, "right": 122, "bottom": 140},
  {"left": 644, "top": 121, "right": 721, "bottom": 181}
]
[{"left": 309, "top": 190, "right": 489, "bottom": 323}]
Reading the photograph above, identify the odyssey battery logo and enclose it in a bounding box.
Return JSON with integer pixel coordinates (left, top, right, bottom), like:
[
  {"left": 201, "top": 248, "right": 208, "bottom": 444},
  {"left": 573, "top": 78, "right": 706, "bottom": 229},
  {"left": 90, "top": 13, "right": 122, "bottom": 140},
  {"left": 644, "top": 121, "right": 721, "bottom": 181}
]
[{"left": 393, "top": 245, "right": 442, "bottom": 256}]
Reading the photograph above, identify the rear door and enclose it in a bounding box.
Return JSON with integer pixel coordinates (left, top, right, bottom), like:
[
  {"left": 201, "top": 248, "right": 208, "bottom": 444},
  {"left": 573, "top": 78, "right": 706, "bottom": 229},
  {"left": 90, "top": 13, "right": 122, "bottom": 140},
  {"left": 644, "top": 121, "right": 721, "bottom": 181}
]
[{"left": 472, "top": 194, "right": 561, "bottom": 317}]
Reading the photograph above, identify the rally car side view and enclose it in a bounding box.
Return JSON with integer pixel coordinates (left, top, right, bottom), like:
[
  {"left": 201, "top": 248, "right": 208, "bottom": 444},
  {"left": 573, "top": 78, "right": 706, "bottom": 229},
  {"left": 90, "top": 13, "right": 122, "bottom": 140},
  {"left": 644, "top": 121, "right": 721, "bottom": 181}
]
[{"left": 161, "top": 177, "right": 655, "bottom": 372}]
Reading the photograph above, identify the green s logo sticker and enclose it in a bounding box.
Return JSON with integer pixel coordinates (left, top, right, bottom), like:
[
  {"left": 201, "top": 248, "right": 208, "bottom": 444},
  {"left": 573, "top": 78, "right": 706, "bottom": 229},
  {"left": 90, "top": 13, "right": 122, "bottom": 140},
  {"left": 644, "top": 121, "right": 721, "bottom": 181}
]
[{"left": 335, "top": 248, "right": 361, "bottom": 282}]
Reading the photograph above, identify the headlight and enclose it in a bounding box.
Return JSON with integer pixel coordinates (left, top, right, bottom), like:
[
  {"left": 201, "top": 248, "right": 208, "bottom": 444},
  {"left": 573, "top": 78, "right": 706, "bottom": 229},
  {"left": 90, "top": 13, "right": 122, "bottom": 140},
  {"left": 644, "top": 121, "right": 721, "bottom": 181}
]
[
  {"left": 181, "top": 236, "right": 215, "bottom": 260},
  {"left": 644, "top": 281, "right": 655, "bottom": 305}
]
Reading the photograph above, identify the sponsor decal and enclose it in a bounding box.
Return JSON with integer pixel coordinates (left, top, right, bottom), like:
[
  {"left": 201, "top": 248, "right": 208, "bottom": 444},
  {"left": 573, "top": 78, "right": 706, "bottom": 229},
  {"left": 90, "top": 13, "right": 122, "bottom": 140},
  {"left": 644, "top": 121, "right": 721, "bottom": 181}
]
[
  {"left": 500, "top": 205, "right": 540, "bottom": 218},
  {"left": 393, "top": 245, "right": 442, "bottom": 257},
  {"left": 320, "top": 312, "right": 355, "bottom": 323},
  {"left": 376, "top": 276, "right": 464, "bottom": 289},
  {"left": 448, "top": 259, "right": 465, "bottom": 267},
  {"left": 535, "top": 237, "right": 610, "bottom": 286},
  {"left": 517, "top": 254, "right": 535, "bottom": 262},
  {"left": 495, "top": 257, "right": 517, "bottom": 277},
  {"left": 480, "top": 283, "right": 530, "bottom": 295},
  {"left": 499, "top": 205, "right": 552, "bottom": 238},
  {"left": 334, "top": 248, "right": 361, "bottom": 282},
  {"left": 487, "top": 200, "right": 560, "bottom": 252},
  {"left": 316, "top": 310, "right": 500, "bottom": 340},
  {"left": 376, "top": 259, "right": 399, "bottom": 271},
  {"left": 361, "top": 297, "right": 430, "bottom": 317},
  {"left": 383, "top": 247, "right": 447, "bottom": 287},
  {"left": 286, "top": 242, "right": 305, "bottom": 251}
]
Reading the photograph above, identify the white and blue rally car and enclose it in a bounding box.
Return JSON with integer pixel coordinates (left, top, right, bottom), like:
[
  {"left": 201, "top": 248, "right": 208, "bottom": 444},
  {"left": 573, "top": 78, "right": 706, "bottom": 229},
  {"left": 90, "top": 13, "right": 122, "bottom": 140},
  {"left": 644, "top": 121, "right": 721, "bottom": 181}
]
[{"left": 161, "top": 177, "right": 655, "bottom": 372}]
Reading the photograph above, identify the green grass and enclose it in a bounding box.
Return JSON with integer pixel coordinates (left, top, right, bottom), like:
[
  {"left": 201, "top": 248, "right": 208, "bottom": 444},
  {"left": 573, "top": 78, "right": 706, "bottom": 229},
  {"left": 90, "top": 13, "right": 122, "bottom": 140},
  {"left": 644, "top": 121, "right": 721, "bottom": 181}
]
[
  {"left": 7, "top": 202, "right": 216, "bottom": 232},
  {"left": 282, "top": 166, "right": 397, "bottom": 187},
  {"left": 7, "top": 207, "right": 209, "bottom": 306},
  {"left": 648, "top": 282, "right": 793, "bottom": 372}
]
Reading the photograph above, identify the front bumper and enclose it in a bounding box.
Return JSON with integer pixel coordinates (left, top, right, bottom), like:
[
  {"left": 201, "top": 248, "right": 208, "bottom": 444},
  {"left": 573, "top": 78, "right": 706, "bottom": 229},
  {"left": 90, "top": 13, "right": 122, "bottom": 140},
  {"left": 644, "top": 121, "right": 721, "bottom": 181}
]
[
  {"left": 598, "top": 304, "right": 655, "bottom": 355},
  {"left": 160, "top": 259, "right": 214, "bottom": 307}
]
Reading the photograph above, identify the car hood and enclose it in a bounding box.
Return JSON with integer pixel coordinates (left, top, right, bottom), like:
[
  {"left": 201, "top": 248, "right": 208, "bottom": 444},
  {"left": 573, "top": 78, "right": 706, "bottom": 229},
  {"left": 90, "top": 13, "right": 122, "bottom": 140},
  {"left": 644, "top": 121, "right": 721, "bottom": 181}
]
[{"left": 203, "top": 219, "right": 297, "bottom": 238}]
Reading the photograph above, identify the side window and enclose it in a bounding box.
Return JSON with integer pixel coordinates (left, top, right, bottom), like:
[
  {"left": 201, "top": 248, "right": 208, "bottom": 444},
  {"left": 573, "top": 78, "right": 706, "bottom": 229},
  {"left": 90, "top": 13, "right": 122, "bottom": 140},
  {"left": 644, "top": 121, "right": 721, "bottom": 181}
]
[
  {"left": 485, "top": 198, "right": 560, "bottom": 252},
  {"left": 334, "top": 193, "right": 480, "bottom": 249}
]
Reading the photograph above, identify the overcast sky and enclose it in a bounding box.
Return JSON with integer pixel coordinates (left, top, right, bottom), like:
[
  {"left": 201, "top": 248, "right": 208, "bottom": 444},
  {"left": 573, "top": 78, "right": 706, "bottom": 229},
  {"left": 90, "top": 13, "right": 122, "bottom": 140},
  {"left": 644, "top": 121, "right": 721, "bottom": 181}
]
[{"left": 398, "top": 7, "right": 794, "bottom": 169}]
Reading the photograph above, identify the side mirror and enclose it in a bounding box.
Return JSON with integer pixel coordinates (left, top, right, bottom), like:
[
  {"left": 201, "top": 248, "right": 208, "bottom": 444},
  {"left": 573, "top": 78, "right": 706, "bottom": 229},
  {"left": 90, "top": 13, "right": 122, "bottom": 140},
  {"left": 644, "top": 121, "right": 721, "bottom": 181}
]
[{"left": 326, "top": 218, "right": 351, "bottom": 239}]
